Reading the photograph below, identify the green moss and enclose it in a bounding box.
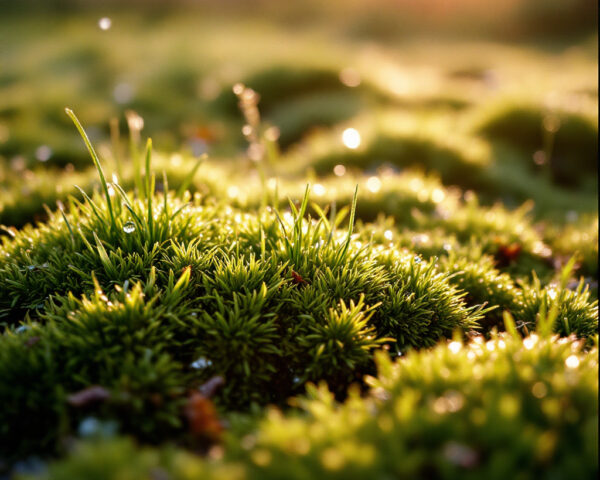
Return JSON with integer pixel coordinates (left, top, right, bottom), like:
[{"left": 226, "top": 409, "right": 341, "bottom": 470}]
[
  {"left": 210, "top": 66, "right": 359, "bottom": 117},
  {"left": 1, "top": 18, "right": 598, "bottom": 477},
  {"left": 515, "top": 275, "right": 598, "bottom": 339},
  {"left": 473, "top": 100, "right": 598, "bottom": 187},
  {"left": 27, "top": 333, "right": 599, "bottom": 480},
  {"left": 0, "top": 129, "right": 489, "bottom": 459},
  {"left": 228, "top": 333, "right": 598, "bottom": 479},
  {"left": 440, "top": 253, "right": 519, "bottom": 331}
]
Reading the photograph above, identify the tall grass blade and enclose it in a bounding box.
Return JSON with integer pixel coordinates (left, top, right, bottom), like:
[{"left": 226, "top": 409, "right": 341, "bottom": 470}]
[{"left": 65, "top": 108, "right": 117, "bottom": 232}]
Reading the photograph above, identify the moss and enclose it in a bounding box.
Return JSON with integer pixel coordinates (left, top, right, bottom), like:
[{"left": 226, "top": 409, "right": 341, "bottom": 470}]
[
  {"left": 1, "top": 19, "right": 598, "bottom": 477},
  {"left": 515, "top": 275, "right": 598, "bottom": 339},
  {"left": 210, "top": 66, "right": 361, "bottom": 117},
  {"left": 231, "top": 333, "right": 598, "bottom": 479},
  {"left": 472, "top": 101, "right": 598, "bottom": 187},
  {"left": 288, "top": 126, "right": 490, "bottom": 191},
  {"left": 27, "top": 333, "right": 599, "bottom": 480},
  {"left": 0, "top": 128, "right": 491, "bottom": 459},
  {"left": 440, "top": 253, "right": 519, "bottom": 331}
]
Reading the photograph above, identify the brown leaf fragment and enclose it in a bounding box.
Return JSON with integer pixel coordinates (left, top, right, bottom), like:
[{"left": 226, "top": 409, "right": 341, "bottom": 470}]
[
  {"left": 185, "top": 391, "right": 223, "bottom": 440},
  {"left": 291, "top": 270, "right": 307, "bottom": 285},
  {"left": 495, "top": 241, "right": 522, "bottom": 266}
]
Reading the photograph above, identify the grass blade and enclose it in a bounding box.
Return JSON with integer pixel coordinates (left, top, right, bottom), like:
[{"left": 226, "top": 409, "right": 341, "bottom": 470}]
[{"left": 65, "top": 108, "right": 117, "bottom": 232}]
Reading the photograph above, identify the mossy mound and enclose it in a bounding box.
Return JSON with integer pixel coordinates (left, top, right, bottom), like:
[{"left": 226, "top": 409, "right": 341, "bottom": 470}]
[
  {"left": 26, "top": 332, "right": 599, "bottom": 480},
  {"left": 472, "top": 101, "right": 598, "bottom": 188},
  {"left": 1, "top": 134, "right": 597, "bottom": 469}
]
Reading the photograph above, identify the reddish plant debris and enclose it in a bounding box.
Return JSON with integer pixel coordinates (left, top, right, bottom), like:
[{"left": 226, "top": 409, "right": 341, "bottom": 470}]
[
  {"left": 291, "top": 270, "right": 307, "bottom": 285},
  {"left": 495, "top": 241, "right": 522, "bottom": 266},
  {"left": 184, "top": 392, "right": 223, "bottom": 440}
]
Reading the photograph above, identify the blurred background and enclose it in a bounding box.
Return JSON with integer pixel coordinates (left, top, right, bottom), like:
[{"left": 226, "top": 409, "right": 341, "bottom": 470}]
[{"left": 0, "top": 0, "right": 597, "bottom": 224}]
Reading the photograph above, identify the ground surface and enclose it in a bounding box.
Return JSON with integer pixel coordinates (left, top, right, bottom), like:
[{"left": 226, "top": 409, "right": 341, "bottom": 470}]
[{"left": 0, "top": 6, "right": 598, "bottom": 480}]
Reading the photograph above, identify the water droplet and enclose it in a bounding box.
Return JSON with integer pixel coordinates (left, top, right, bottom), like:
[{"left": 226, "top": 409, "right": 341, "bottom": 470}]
[
  {"left": 264, "top": 126, "right": 280, "bottom": 142},
  {"left": 35, "top": 145, "right": 52, "bottom": 162},
  {"left": 78, "top": 417, "right": 100, "bottom": 437},
  {"left": 313, "top": 184, "right": 326, "bottom": 196},
  {"left": 565, "top": 210, "right": 578, "bottom": 223},
  {"left": 366, "top": 176, "right": 382, "bottom": 193},
  {"left": 227, "top": 186, "right": 240, "bottom": 198},
  {"left": 78, "top": 416, "right": 117, "bottom": 438},
  {"left": 190, "top": 357, "right": 212, "bottom": 369},
  {"left": 123, "top": 222, "right": 136, "bottom": 234},
  {"left": 113, "top": 82, "right": 134, "bottom": 104},
  {"left": 565, "top": 355, "right": 580, "bottom": 369},
  {"left": 98, "top": 17, "right": 112, "bottom": 31},
  {"left": 333, "top": 164, "right": 346, "bottom": 176},
  {"left": 342, "top": 128, "right": 361, "bottom": 149},
  {"left": 339, "top": 68, "right": 361, "bottom": 87}
]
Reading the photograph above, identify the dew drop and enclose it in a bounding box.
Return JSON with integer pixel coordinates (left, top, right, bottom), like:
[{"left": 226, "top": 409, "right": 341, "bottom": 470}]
[
  {"left": 35, "top": 145, "right": 52, "bottom": 162},
  {"left": 190, "top": 357, "right": 212, "bottom": 369},
  {"left": 98, "top": 17, "right": 112, "bottom": 31},
  {"left": 78, "top": 417, "right": 101, "bottom": 437},
  {"left": 342, "top": 128, "right": 361, "bottom": 149},
  {"left": 565, "top": 355, "right": 580, "bottom": 369},
  {"left": 366, "top": 176, "right": 382, "bottom": 193},
  {"left": 333, "top": 164, "right": 346, "bottom": 176},
  {"left": 123, "top": 221, "right": 136, "bottom": 234}
]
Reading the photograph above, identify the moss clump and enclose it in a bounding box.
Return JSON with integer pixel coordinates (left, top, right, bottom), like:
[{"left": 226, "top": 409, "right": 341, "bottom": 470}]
[
  {"left": 440, "top": 253, "right": 519, "bottom": 331},
  {"left": 0, "top": 115, "right": 490, "bottom": 462},
  {"left": 211, "top": 66, "right": 363, "bottom": 117},
  {"left": 286, "top": 124, "right": 489, "bottom": 191},
  {"left": 472, "top": 100, "right": 598, "bottom": 187},
  {"left": 515, "top": 275, "right": 598, "bottom": 339},
  {"left": 29, "top": 332, "right": 599, "bottom": 480},
  {"left": 231, "top": 332, "right": 598, "bottom": 479}
]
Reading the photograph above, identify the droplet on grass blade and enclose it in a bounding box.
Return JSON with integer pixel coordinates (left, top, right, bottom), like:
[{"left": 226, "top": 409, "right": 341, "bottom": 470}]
[{"left": 123, "top": 221, "right": 136, "bottom": 234}]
